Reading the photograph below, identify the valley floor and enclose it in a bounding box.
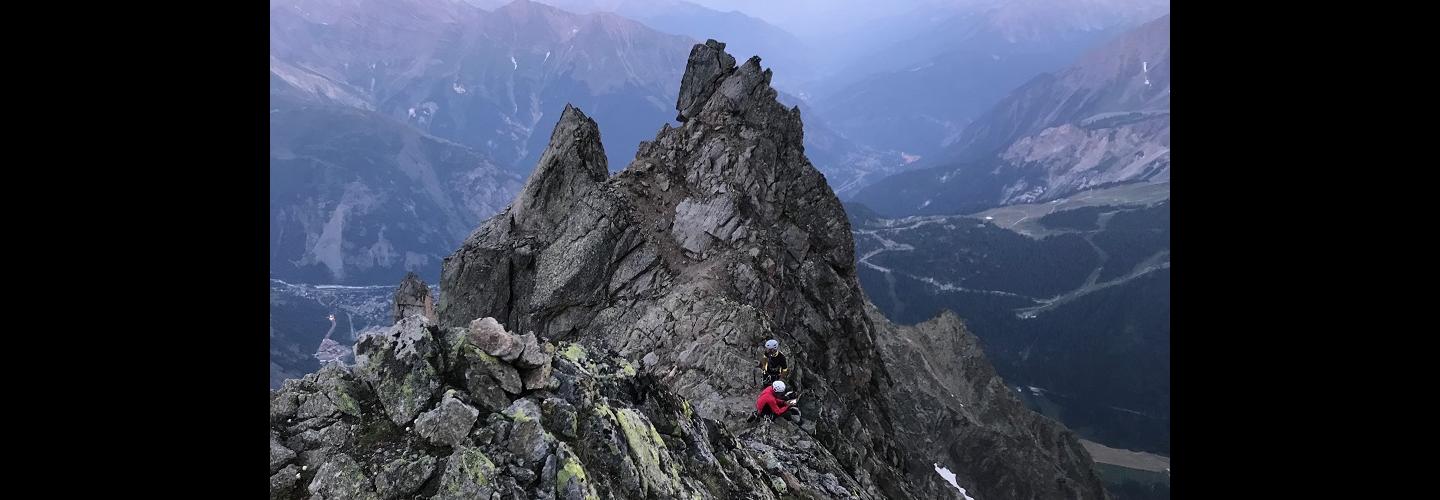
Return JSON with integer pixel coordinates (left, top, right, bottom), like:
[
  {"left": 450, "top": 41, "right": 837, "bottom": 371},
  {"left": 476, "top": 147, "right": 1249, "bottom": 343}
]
[{"left": 1080, "top": 439, "right": 1170, "bottom": 472}]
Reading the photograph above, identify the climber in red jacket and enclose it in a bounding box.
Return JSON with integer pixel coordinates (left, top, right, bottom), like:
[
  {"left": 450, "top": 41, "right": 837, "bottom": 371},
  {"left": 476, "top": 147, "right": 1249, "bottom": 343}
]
[{"left": 749, "top": 380, "right": 802, "bottom": 425}]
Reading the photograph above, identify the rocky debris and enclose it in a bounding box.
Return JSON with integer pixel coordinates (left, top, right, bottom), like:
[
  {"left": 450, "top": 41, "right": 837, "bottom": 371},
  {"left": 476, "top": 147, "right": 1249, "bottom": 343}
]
[
  {"left": 393, "top": 272, "right": 436, "bottom": 324},
  {"left": 271, "top": 310, "right": 876, "bottom": 500},
  {"left": 514, "top": 332, "right": 549, "bottom": 369},
  {"left": 509, "top": 464, "right": 537, "bottom": 486},
  {"left": 307, "top": 453, "right": 379, "bottom": 500},
  {"left": 506, "top": 403, "right": 554, "bottom": 467},
  {"left": 415, "top": 390, "right": 481, "bottom": 447},
  {"left": 269, "top": 464, "right": 300, "bottom": 499},
  {"left": 270, "top": 433, "right": 296, "bottom": 474},
  {"left": 458, "top": 333, "right": 523, "bottom": 395},
  {"left": 354, "top": 315, "right": 443, "bottom": 426},
  {"left": 467, "top": 317, "right": 525, "bottom": 362},
  {"left": 372, "top": 454, "right": 436, "bottom": 500},
  {"left": 522, "top": 355, "right": 554, "bottom": 391},
  {"left": 434, "top": 445, "right": 499, "bottom": 500}
]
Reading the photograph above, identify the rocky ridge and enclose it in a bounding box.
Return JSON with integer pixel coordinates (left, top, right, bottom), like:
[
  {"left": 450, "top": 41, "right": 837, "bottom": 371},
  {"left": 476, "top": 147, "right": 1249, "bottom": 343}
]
[{"left": 272, "top": 39, "right": 1109, "bottom": 500}]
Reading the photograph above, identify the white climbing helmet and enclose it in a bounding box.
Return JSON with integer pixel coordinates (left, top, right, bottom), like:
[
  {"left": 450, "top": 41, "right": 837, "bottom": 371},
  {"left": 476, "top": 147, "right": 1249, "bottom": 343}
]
[
  {"left": 765, "top": 339, "right": 779, "bottom": 350},
  {"left": 772, "top": 380, "right": 786, "bottom": 393}
]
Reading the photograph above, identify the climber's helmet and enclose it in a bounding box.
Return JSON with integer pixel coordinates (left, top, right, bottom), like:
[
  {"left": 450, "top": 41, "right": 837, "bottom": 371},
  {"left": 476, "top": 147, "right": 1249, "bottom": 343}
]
[
  {"left": 765, "top": 339, "right": 779, "bottom": 353},
  {"left": 772, "top": 380, "right": 786, "bottom": 393}
]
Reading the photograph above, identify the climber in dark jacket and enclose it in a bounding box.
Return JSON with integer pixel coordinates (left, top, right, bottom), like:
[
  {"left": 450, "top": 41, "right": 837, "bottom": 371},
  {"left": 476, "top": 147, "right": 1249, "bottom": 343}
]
[
  {"left": 749, "top": 380, "right": 802, "bottom": 424},
  {"left": 759, "top": 338, "right": 788, "bottom": 387}
]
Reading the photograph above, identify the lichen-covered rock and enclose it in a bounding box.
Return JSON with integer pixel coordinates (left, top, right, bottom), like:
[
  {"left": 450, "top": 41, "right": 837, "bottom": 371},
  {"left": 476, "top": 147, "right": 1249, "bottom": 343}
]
[
  {"left": 434, "top": 446, "right": 499, "bottom": 500},
  {"left": 269, "top": 464, "right": 300, "bottom": 499},
  {"left": 608, "top": 406, "right": 684, "bottom": 497},
  {"left": 286, "top": 364, "right": 367, "bottom": 426},
  {"left": 554, "top": 442, "right": 599, "bottom": 500},
  {"left": 293, "top": 423, "right": 352, "bottom": 451},
  {"left": 414, "top": 390, "right": 481, "bottom": 447},
  {"left": 462, "top": 344, "right": 523, "bottom": 394},
  {"left": 503, "top": 399, "right": 554, "bottom": 468},
  {"left": 541, "top": 397, "right": 578, "bottom": 440},
  {"left": 460, "top": 352, "right": 515, "bottom": 414},
  {"left": 354, "top": 316, "right": 442, "bottom": 426},
  {"left": 307, "top": 453, "right": 378, "bottom": 500},
  {"left": 373, "top": 454, "right": 436, "bottom": 500},
  {"left": 271, "top": 389, "right": 300, "bottom": 424},
  {"left": 503, "top": 398, "right": 542, "bottom": 423}
]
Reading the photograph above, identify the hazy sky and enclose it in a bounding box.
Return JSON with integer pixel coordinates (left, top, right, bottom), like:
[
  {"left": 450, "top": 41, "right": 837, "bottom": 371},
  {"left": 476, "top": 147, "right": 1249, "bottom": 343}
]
[
  {"left": 682, "top": 0, "right": 979, "bottom": 39},
  {"left": 460, "top": 0, "right": 988, "bottom": 40},
  {"left": 461, "top": 0, "right": 1168, "bottom": 63}
]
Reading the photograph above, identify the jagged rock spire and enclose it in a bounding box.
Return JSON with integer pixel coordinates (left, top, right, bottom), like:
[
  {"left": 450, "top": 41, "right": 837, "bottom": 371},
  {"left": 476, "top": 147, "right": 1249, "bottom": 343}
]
[
  {"left": 676, "top": 39, "right": 736, "bottom": 122},
  {"left": 393, "top": 272, "right": 436, "bottom": 324},
  {"left": 510, "top": 104, "right": 609, "bottom": 235}
]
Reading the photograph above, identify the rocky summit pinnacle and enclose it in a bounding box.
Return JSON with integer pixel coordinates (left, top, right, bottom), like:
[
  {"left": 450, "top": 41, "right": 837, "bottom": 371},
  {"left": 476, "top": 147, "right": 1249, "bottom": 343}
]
[
  {"left": 393, "top": 272, "right": 436, "bottom": 325},
  {"left": 273, "top": 41, "right": 1109, "bottom": 500},
  {"left": 675, "top": 39, "right": 737, "bottom": 122}
]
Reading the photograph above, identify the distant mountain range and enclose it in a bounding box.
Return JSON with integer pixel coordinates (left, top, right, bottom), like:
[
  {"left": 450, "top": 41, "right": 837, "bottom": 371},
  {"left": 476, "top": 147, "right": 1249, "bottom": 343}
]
[
  {"left": 468, "top": 0, "right": 817, "bottom": 89},
  {"left": 272, "top": 0, "right": 694, "bottom": 171},
  {"left": 269, "top": 95, "right": 525, "bottom": 284},
  {"left": 854, "top": 14, "right": 1170, "bottom": 216},
  {"left": 816, "top": 1, "right": 1168, "bottom": 161}
]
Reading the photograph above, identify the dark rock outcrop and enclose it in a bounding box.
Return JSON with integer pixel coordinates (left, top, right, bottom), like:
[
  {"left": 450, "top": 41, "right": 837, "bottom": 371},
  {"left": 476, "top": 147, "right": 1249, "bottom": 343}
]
[
  {"left": 414, "top": 390, "right": 481, "bottom": 447},
  {"left": 872, "top": 305, "right": 1110, "bottom": 499},
  {"left": 393, "top": 272, "right": 436, "bottom": 325},
  {"left": 675, "top": 39, "right": 737, "bottom": 122}
]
